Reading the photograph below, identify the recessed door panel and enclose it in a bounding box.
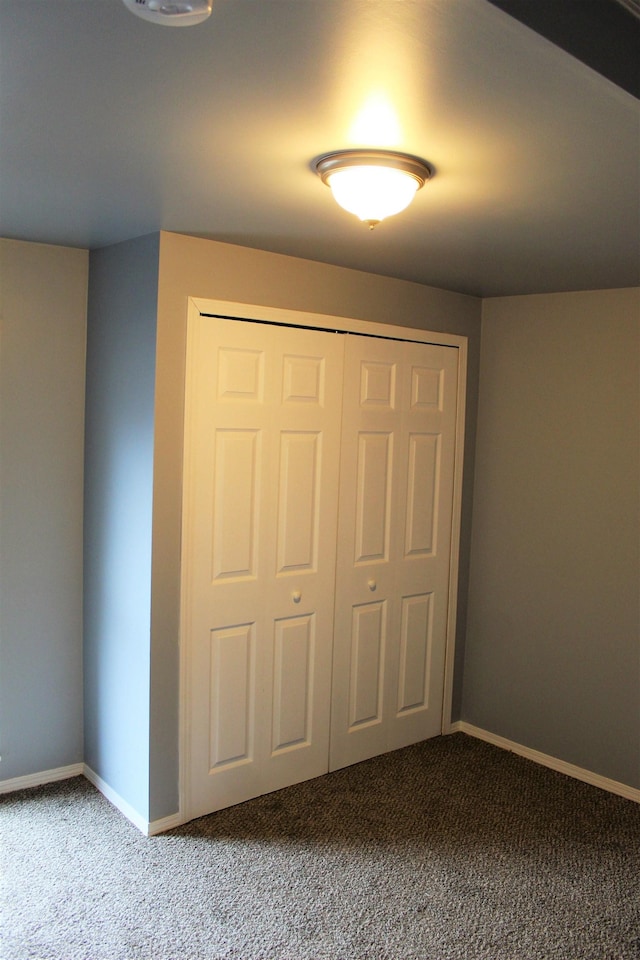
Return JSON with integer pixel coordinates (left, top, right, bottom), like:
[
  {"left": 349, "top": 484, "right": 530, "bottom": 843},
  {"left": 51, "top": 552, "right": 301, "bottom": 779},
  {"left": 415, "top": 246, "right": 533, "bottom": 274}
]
[
  {"left": 277, "top": 432, "right": 320, "bottom": 574},
  {"left": 212, "top": 429, "right": 260, "bottom": 581},
  {"left": 272, "top": 614, "right": 314, "bottom": 753},
  {"left": 411, "top": 365, "right": 442, "bottom": 410},
  {"left": 354, "top": 432, "right": 392, "bottom": 563},
  {"left": 282, "top": 355, "right": 324, "bottom": 404},
  {"left": 397, "top": 593, "right": 433, "bottom": 715},
  {"left": 209, "top": 623, "right": 255, "bottom": 770},
  {"left": 405, "top": 433, "right": 439, "bottom": 558},
  {"left": 349, "top": 601, "right": 386, "bottom": 728},
  {"left": 217, "top": 347, "right": 264, "bottom": 401},
  {"left": 360, "top": 361, "right": 396, "bottom": 408}
]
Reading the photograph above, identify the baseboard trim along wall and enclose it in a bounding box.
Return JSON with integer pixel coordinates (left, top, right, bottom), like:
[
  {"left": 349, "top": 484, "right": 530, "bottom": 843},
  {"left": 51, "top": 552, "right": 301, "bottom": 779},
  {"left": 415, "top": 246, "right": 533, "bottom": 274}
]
[
  {"left": 82, "top": 765, "right": 149, "bottom": 833},
  {"left": 450, "top": 721, "right": 640, "bottom": 804},
  {"left": 147, "top": 812, "right": 184, "bottom": 836},
  {"left": 4, "top": 728, "right": 637, "bottom": 827},
  {"left": 0, "top": 759, "right": 184, "bottom": 835},
  {"left": 0, "top": 762, "right": 84, "bottom": 795},
  {"left": 82, "top": 765, "right": 184, "bottom": 836}
]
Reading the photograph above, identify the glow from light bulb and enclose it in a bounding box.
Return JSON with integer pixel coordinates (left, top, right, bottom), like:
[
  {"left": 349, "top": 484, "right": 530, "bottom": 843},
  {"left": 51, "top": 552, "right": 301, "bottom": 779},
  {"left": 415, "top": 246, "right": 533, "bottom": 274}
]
[
  {"left": 348, "top": 93, "right": 402, "bottom": 147},
  {"left": 327, "top": 166, "right": 420, "bottom": 224}
]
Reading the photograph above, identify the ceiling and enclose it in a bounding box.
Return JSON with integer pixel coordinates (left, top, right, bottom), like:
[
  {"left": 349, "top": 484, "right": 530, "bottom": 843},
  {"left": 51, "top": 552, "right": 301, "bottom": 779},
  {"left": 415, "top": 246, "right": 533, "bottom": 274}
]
[{"left": 1, "top": 0, "right": 638, "bottom": 297}]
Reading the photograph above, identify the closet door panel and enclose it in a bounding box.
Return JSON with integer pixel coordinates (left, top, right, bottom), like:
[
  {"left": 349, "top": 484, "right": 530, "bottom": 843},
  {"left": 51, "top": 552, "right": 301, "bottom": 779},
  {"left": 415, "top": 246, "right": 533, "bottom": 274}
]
[
  {"left": 211, "top": 428, "right": 261, "bottom": 580},
  {"left": 330, "top": 336, "right": 458, "bottom": 771},
  {"left": 183, "top": 316, "right": 343, "bottom": 819},
  {"left": 354, "top": 432, "right": 393, "bottom": 562},
  {"left": 276, "top": 431, "right": 321, "bottom": 573},
  {"left": 405, "top": 432, "right": 439, "bottom": 556},
  {"left": 272, "top": 613, "right": 314, "bottom": 753},
  {"left": 397, "top": 592, "right": 433, "bottom": 714},
  {"left": 349, "top": 599, "right": 387, "bottom": 728},
  {"left": 208, "top": 622, "right": 256, "bottom": 769}
]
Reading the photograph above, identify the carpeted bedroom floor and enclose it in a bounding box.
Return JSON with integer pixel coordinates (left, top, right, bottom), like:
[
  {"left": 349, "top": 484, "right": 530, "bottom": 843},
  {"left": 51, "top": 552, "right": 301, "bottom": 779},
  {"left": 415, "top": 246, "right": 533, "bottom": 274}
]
[{"left": 2, "top": 733, "right": 639, "bottom": 960}]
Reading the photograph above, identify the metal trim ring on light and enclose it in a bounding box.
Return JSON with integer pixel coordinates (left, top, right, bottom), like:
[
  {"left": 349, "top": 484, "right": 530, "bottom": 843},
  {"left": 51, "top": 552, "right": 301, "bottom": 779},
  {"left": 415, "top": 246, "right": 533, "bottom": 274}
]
[{"left": 314, "top": 149, "right": 432, "bottom": 188}]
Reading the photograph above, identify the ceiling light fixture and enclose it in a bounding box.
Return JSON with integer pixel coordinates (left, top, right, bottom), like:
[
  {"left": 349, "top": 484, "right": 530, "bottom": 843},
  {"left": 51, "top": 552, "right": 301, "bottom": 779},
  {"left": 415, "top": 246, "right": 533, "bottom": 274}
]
[
  {"left": 122, "top": 0, "right": 212, "bottom": 26},
  {"left": 314, "top": 150, "right": 432, "bottom": 229}
]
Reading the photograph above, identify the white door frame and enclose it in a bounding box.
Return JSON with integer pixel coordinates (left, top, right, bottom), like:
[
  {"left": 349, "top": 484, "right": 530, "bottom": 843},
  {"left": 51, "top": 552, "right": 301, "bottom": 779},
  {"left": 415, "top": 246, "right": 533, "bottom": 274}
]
[{"left": 179, "top": 296, "right": 467, "bottom": 822}]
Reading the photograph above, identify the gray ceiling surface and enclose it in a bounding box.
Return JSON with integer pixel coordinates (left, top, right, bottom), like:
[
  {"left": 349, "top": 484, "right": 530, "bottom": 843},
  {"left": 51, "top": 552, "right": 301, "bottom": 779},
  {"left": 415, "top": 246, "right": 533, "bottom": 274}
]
[{"left": 1, "top": 0, "right": 639, "bottom": 297}]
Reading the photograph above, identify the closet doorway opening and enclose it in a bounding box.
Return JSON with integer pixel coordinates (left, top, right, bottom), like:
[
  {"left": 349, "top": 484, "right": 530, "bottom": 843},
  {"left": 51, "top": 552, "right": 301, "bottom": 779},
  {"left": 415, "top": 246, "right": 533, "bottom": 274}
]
[{"left": 179, "top": 300, "right": 467, "bottom": 823}]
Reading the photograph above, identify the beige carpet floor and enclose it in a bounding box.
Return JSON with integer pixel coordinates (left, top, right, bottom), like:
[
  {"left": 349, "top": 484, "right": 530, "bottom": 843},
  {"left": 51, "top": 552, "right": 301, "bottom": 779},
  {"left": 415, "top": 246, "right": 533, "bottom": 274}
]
[{"left": 2, "top": 733, "right": 639, "bottom": 959}]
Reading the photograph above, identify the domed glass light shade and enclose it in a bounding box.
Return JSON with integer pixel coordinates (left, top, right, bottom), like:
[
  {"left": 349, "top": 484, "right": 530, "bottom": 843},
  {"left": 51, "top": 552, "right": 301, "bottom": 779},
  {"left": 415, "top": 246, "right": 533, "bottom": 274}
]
[{"left": 315, "top": 150, "right": 432, "bottom": 228}]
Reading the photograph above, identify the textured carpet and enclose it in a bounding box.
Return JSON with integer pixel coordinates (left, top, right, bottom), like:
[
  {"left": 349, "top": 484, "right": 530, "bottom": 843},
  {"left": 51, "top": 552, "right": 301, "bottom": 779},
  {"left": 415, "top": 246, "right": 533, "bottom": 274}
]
[{"left": 2, "top": 734, "right": 639, "bottom": 960}]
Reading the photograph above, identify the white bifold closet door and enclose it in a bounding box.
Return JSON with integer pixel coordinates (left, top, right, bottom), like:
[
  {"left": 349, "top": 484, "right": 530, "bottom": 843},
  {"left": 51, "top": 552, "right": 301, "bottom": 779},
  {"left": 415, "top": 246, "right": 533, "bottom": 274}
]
[
  {"left": 329, "top": 334, "right": 458, "bottom": 771},
  {"left": 183, "top": 314, "right": 458, "bottom": 820},
  {"left": 183, "top": 316, "right": 344, "bottom": 819}
]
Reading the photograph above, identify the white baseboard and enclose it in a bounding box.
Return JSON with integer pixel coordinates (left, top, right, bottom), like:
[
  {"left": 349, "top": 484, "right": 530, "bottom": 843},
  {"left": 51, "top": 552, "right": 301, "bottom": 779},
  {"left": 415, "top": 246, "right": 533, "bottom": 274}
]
[
  {"left": 0, "top": 759, "right": 184, "bottom": 835},
  {"left": 0, "top": 762, "right": 84, "bottom": 795},
  {"left": 451, "top": 721, "right": 640, "bottom": 804},
  {"left": 148, "top": 812, "right": 184, "bottom": 835},
  {"left": 83, "top": 765, "right": 183, "bottom": 836},
  {"left": 82, "top": 764, "right": 150, "bottom": 834}
]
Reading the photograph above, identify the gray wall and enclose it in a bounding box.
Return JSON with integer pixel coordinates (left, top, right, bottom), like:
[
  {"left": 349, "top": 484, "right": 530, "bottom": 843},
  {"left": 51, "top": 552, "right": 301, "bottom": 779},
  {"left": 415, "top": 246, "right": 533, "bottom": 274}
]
[
  {"left": 84, "top": 234, "right": 159, "bottom": 819},
  {"left": 4, "top": 235, "right": 638, "bottom": 815},
  {"left": 150, "top": 231, "right": 482, "bottom": 818},
  {"left": 0, "top": 239, "right": 87, "bottom": 781},
  {"left": 463, "top": 288, "right": 640, "bottom": 788}
]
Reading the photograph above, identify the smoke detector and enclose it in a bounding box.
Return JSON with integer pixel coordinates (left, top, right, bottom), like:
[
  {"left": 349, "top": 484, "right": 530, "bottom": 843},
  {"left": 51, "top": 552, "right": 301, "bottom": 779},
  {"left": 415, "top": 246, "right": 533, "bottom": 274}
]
[{"left": 122, "top": 0, "right": 212, "bottom": 26}]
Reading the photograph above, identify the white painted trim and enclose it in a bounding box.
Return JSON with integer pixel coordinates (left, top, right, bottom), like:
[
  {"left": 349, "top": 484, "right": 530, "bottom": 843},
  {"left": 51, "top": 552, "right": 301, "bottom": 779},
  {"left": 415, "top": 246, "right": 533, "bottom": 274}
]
[
  {"left": 188, "top": 297, "right": 468, "bottom": 350},
  {"left": 0, "top": 763, "right": 185, "bottom": 835},
  {"left": 440, "top": 338, "right": 467, "bottom": 734},
  {"left": 147, "top": 812, "right": 185, "bottom": 836},
  {"left": 83, "top": 767, "right": 184, "bottom": 836},
  {"left": 0, "top": 763, "right": 84, "bottom": 795},
  {"left": 451, "top": 721, "right": 640, "bottom": 804},
  {"left": 179, "top": 297, "right": 469, "bottom": 820},
  {"left": 178, "top": 299, "right": 202, "bottom": 824},
  {"left": 83, "top": 765, "right": 150, "bottom": 835}
]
